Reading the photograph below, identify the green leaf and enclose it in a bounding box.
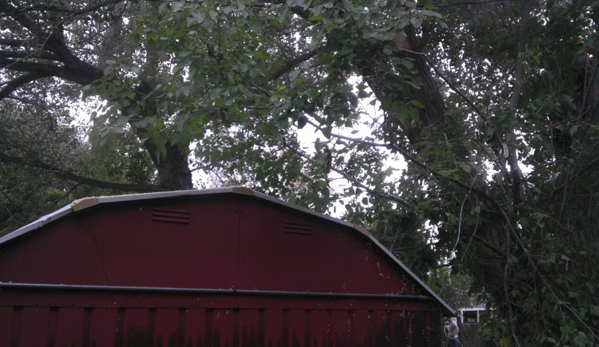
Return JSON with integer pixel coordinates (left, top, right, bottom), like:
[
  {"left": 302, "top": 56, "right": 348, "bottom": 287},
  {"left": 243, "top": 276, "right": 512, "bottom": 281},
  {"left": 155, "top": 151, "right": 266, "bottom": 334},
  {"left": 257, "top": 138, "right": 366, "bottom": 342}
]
[
  {"left": 289, "top": 69, "right": 301, "bottom": 81},
  {"left": 252, "top": 50, "right": 269, "bottom": 60},
  {"left": 410, "top": 100, "right": 424, "bottom": 109},
  {"left": 297, "top": 116, "right": 308, "bottom": 129},
  {"left": 460, "top": 163, "right": 471, "bottom": 173},
  {"left": 357, "top": 90, "right": 370, "bottom": 98}
]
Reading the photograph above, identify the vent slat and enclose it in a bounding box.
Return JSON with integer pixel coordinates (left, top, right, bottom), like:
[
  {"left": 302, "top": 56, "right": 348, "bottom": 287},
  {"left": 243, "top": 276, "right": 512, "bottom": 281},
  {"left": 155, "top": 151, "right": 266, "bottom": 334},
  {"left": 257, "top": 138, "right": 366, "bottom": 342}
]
[
  {"left": 284, "top": 221, "right": 314, "bottom": 235},
  {"left": 152, "top": 208, "right": 190, "bottom": 225},
  {"left": 153, "top": 211, "right": 190, "bottom": 218},
  {"left": 152, "top": 217, "right": 190, "bottom": 224}
]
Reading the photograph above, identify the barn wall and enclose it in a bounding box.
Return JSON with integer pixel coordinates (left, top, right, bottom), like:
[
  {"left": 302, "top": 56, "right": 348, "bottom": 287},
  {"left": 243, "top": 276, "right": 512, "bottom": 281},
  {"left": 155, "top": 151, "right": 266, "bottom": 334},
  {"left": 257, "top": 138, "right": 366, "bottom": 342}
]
[
  {"left": 0, "top": 286, "right": 441, "bottom": 347},
  {"left": 0, "top": 195, "right": 426, "bottom": 297},
  {"left": 0, "top": 193, "right": 445, "bottom": 346}
]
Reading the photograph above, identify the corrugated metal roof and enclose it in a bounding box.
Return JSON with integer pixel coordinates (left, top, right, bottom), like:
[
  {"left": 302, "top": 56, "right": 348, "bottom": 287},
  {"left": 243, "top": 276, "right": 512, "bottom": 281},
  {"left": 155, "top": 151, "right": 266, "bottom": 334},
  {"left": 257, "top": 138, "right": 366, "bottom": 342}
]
[{"left": 0, "top": 187, "right": 455, "bottom": 316}]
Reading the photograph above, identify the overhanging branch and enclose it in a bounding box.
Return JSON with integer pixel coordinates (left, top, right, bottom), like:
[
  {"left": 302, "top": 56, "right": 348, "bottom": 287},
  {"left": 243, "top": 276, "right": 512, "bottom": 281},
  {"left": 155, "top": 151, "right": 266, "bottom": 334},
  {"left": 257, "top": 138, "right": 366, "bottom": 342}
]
[
  {"left": 0, "top": 151, "right": 163, "bottom": 192},
  {"left": 14, "top": 0, "right": 129, "bottom": 17},
  {"left": 327, "top": 131, "right": 509, "bottom": 213},
  {"left": 0, "top": 50, "right": 60, "bottom": 61},
  {"left": 0, "top": 57, "right": 99, "bottom": 88},
  {"left": 281, "top": 137, "right": 413, "bottom": 209},
  {"left": 0, "top": 38, "right": 26, "bottom": 47},
  {"left": 0, "top": 71, "right": 53, "bottom": 100},
  {"left": 269, "top": 48, "right": 321, "bottom": 81}
]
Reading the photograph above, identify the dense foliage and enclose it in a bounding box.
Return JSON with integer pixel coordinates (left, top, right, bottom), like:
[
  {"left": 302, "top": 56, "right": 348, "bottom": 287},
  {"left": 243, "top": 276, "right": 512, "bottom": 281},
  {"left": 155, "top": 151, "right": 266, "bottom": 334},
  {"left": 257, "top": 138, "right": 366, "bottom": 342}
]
[{"left": 1, "top": 0, "right": 599, "bottom": 345}]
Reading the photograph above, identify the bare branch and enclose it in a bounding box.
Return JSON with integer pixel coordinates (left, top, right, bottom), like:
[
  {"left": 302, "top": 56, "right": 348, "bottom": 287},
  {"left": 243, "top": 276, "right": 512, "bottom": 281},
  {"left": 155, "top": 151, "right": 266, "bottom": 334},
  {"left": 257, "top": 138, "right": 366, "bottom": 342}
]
[{"left": 0, "top": 151, "right": 163, "bottom": 193}]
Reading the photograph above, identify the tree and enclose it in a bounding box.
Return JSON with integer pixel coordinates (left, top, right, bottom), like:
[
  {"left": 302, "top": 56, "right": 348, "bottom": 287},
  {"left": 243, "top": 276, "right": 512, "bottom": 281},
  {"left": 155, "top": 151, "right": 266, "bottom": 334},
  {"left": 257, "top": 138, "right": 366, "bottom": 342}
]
[
  {"left": 0, "top": 97, "right": 157, "bottom": 233},
  {"left": 1, "top": 0, "right": 599, "bottom": 345},
  {"left": 0, "top": 0, "right": 191, "bottom": 190}
]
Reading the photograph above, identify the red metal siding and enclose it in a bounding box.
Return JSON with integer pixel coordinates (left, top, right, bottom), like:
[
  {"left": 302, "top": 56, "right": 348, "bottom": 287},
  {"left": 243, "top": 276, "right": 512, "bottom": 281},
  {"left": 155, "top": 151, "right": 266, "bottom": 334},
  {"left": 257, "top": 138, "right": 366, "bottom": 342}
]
[
  {"left": 237, "top": 199, "right": 421, "bottom": 295},
  {"left": 0, "top": 287, "right": 441, "bottom": 346},
  {"left": 88, "top": 198, "right": 240, "bottom": 288},
  {"left": 0, "top": 216, "right": 108, "bottom": 285},
  {"left": 0, "top": 194, "right": 444, "bottom": 346}
]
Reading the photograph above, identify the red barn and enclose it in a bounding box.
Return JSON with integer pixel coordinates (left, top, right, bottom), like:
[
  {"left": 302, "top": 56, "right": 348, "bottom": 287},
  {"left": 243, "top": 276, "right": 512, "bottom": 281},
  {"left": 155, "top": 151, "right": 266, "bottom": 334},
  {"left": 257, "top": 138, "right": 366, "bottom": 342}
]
[{"left": 0, "top": 188, "right": 454, "bottom": 346}]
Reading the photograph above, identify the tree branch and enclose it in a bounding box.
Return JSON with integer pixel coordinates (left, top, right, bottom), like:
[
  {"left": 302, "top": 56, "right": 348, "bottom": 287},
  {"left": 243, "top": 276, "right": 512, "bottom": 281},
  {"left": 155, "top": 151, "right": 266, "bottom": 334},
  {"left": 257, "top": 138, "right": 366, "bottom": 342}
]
[
  {"left": 0, "top": 38, "right": 26, "bottom": 47},
  {"left": 0, "top": 58, "right": 99, "bottom": 87},
  {"left": 14, "top": 0, "right": 129, "bottom": 17},
  {"left": 0, "top": 71, "right": 53, "bottom": 100},
  {"left": 281, "top": 138, "right": 413, "bottom": 208},
  {"left": 0, "top": 50, "right": 60, "bottom": 61},
  {"left": 424, "top": 55, "right": 486, "bottom": 120},
  {"left": 269, "top": 48, "right": 321, "bottom": 81},
  {"left": 0, "top": 151, "right": 163, "bottom": 192},
  {"left": 326, "top": 131, "right": 511, "bottom": 214},
  {"left": 431, "top": 0, "right": 514, "bottom": 8},
  {"left": 0, "top": 0, "right": 102, "bottom": 72}
]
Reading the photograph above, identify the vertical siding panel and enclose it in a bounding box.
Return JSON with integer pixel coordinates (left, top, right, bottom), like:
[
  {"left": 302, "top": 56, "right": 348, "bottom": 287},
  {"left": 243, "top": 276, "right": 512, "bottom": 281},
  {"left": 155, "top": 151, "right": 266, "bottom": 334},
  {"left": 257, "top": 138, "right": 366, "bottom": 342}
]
[
  {"left": 349, "top": 310, "right": 368, "bottom": 347},
  {"left": 205, "top": 309, "right": 213, "bottom": 347},
  {"left": 369, "top": 310, "right": 388, "bottom": 347},
  {"left": 240, "top": 309, "right": 260, "bottom": 346},
  {"left": 309, "top": 310, "right": 332, "bottom": 347},
  {"left": 331, "top": 310, "right": 349, "bottom": 347},
  {"left": 0, "top": 307, "right": 12, "bottom": 347},
  {"left": 55, "top": 308, "right": 84, "bottom": 347},
  {"left": 407, "top": 312, "right": 413, "bottom": 347},
  {"left": 47, "top": 307, "right": 59, "bottom": 347},
  {"left": 184, "top": 308, "right": 206, "bottom": 346},
  {"left": 212, "top": 309, "right": 235, "bottom": 347},
  {"left": 177, "top": 308, "right": 186, "bottom": 347},
  {"left": 10, "top": 306, "right": 22, "bottom": 347},
  {"left": 287, "top": 310, "right": 306, "bottom": 347},
  {"left": 425, "top": 311, "right": 431, "bottom": 347},
  {"left": 389, "top": 311, "right": 407, "bottom": 346},
  {"left": 411, "top": 311, "right": 428, "bottom": 347},
  {"left": 115, "top": 308, "right": 125, "bottom": 347},
  {"left": 232, "top": 309, "right": 240, "bottom": 347},
  {"left": 147, "top": 308, "right": 157, "bottom": 347},
  {"left": 304, "top": 310, "right": 312, "bottom": 347},
  {"left": 264, "top": 309, "right": 284, "bottom": 347},
  {"left": 19, "top": 307, "right": 49, "bottom": 346},
  {"left": 282, "top": 309, "right": 289, "bottom": 347},
  {"left": 90, "top": 308, "right": 117, "bottom": 347},
  {"left": 428, "top": 308, "right": 443, "bottom": 347},
  {"left": 153, "top": 308, "right": 178, "bottom": 347},
  {"left": 124, "top": 308, "right": 149, "bottom": 346},
  {"left": 81, "top": 308, "right": 93, "bottom": 347}
]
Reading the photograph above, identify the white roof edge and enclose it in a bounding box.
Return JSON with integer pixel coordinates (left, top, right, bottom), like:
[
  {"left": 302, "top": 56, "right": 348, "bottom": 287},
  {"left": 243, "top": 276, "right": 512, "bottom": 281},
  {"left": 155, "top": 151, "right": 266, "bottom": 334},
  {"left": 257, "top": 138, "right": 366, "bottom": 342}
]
[
  {"left": 0, "top": 188, "right": 455, "bottom": 314},
  {"left": 369, "top": 237, "right": 457, "bottom": 316},
  {"left": 72, "top": 187, "right": 240, "bottom": 207},
  {"left": 251, "top": 191, "right": 357, "bottom": 229},
  {"left": 0, "top": 205, "right": 73, "bottom": 245}
]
